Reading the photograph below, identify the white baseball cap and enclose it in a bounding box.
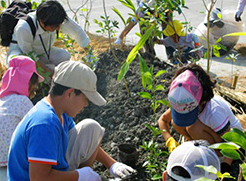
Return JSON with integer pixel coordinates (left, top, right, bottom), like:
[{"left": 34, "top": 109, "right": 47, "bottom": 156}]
[
  {"left": 167, "top": 140, "right": 220, "bottom": 181},
  {"left": 54, "top": 60, "right": 106, "bottom": 106}
]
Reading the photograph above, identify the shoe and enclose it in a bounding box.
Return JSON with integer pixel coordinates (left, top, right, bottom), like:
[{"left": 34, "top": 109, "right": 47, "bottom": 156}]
[{"left": 114, "top": 38, "right": 122, "bottom": 45}]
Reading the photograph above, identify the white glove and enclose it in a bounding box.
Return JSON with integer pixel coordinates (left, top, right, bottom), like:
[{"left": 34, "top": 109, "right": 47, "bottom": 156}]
[
  {"left": 76, "top": 167, "right": 101, "bottom": 181},
  {"left": 109, "top": 162, "right": 136, "bottom": 179},
  {"left": 114, "top": 37, "right": 122, "bottom": 45}
]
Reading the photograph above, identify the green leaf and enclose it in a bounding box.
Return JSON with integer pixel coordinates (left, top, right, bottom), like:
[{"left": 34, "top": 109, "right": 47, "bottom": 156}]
[
  {"left": 155, "top": 84, "right": 165, "bottom": 91},
  {"left": 217, "top": 13, "right": 222, "bottom": 19},
  {"left": 195, "top": 165, "right": 218, "bottom": 175},
  {"left": 138, "top": 92, "right": 152, "bottom": 100},
  {"left": 145, "top": 124, "right": 163, "bottom": 136},
  {"left": 209, "top": 142, "right": 240, "bottom": 150},
  {"left": 80, "top": 8, "right": 88, "bottom": 12},
  {"left": 157, "top": 100, "right": 169, "bottom": 106},
  {"left": 155, "top": 70, "right": 166, "bottom": 78},
  {"left": 126, "top": 25, "right": 154, "bottom": 64},
  {"left": 222, "top": 131, "right": 246, "bottom": 150},
  {"left": 240, "top": 163, "right": 246, "bottom": 180},
  {"left": 215, "top": 37, "right": 222, "bottom": 43},
  {"left": 195, "top": 177, "right": 213, "bottom": 181},
  {"left": 112, "top": 6, "right": 126, "bottom": 25},
  {"left": 230, "top": 128, "right": 245, "bottom": 137},
  {"left": 142, "top": 72, "right": 152, "bottom": 79},
  {"left": 223, "top": 32, "right": 246, "bottom": 37},
  {"left": 117, "top": 62, "right": 129, "bottom": 80},
  {"left": 220, "top": 148, "right": 241, "bottom": 160},
  {"left": 151, "top": 174, "right": 162, "bottom": 180},
  {"left": 213, "top": 45, "right": 221, "bottom": 57},
  {"left": 139, "top": 54, "right": 149, "bottom": 73},
  {"left": 1, "top": 0, "right": 6, "bottom": 8}
]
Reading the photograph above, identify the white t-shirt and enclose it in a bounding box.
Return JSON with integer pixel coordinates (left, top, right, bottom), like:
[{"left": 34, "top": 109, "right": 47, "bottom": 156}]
[
  {"left": 198, "top": 95, "right": 242, "bottom": 132},
  {"left": 0, "top": 94, "right": 33, "bottom": 167},
  {"left": 9, "top": 12, "right": 90, "bottom": 59}
]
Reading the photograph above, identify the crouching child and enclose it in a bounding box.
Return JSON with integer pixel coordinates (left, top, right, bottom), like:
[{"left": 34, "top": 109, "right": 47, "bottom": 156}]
[{"left": 8, "top": 60, "right": 136, "bottom": 181}]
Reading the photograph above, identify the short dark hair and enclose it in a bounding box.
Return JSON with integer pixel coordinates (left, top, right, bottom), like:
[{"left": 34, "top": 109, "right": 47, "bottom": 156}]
[
  {"left": 171, "top": 63, "right": 216, "bottom": 103},
  {"left": 166, "top": 166, "right": 191, "bottom": 181},
  {"left": 29, "top": 72, "right": 38, "bottom": 85},
  {"left": 36, "top": 0, "right": 67, "bottom": 27},
  {"left": 49, "top": 82, "right": 82, "bottom": 96}
]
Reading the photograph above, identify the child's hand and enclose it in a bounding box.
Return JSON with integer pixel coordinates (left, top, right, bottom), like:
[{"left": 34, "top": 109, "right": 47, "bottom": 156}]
[
  {"left": 76, "top": 167, "right": 101, "bottom": 181},
  {"left": 166, "top": 137, "right": 180, "bottom": 152},
  {"left": 110, "top": 162, "right": 137, "bottom": 179}
]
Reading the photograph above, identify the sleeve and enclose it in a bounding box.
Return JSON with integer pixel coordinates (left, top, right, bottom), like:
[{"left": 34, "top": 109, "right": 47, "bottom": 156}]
[
  {"left": 207, "top": 106, "right": 230, "bottom": 132},
  {"left": 27, "top": 124, "right": 60, "bottom": 165},
  {"left": 60, "top": 17, "right": 90, "bottom": 48},
  {"left": 17, "top": 96, "right": 33, "bottom": 120},
  {"left": 236, "top": 0, "right": 246, "bottom": 14},
  {"left": 191, "top": 33, "right": 200, "bottom": 46},
  {"left": 14, "top": 21, "right": 36, "bottom": 56}
]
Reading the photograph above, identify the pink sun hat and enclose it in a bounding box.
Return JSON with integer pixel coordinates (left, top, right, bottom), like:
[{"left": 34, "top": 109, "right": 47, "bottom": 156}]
[
  {"left": 0, "top": 56, "right": 44, "bottom": 98},
  {"left": 168, "top": 70, "right": 203, "bottom": 127}
]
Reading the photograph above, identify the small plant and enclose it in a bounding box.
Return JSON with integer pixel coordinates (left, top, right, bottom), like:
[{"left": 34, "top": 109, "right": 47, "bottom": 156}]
[
  {"left": 195, "top": 165, "right": 235, "bottom": 181},
  {"left": 137, "top": 54, "right": 169, "bottom": 121},
  {"left": 209, "top": 128, "right": 246, "bottom": 180},
  {"left": 81, "top": 47, "right": 99, "bottom": 71},
  {"left": 58, "top": 33, "right": 76, "bottom": 56},
  {"left": 140, "top": 123, "right": 169, "bottom": 180},
  {"left": 94, "top": 16, "right": 119, "bottom": 39},
  {"left": 224, "top": 53, "right": 239, "bottom": 88}
]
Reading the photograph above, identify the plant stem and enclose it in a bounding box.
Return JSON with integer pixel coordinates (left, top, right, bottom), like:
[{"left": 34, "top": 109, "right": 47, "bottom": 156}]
[{"left": 102, "top": 0, "right": 112, "bottom": 52}]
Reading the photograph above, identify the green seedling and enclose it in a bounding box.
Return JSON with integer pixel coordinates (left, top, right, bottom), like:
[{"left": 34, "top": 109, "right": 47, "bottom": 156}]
[
  {"left": 140, "top": 123, "right": 169, "bottom": 180},
  {"left": 137, "top": 54, "right": 169, "bottom": 121},
  {"left": 209, "top": 128, "right": 246, "bottom": 180}
]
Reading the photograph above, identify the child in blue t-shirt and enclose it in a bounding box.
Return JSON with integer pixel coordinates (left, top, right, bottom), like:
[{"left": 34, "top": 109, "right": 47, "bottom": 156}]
[
  {"left": 8, "top": 61, "right": 136, "bottom": 181},
  {"left": 156, "top": 20, "right": 203, "bottom": 64}
]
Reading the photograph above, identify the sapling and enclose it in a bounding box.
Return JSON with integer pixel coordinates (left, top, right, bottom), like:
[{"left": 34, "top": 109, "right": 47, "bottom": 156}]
[{"left": 137, "top": 53, "right": 168, "bottom": 121}]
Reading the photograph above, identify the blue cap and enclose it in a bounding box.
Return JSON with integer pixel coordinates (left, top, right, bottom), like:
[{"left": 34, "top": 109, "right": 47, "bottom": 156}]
[{"left": 171, "top": 106, "right": 199, "bottom": 127}]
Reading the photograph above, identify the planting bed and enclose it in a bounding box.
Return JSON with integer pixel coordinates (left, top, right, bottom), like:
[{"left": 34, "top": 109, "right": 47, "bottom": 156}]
[{"left": 72, "top": 48, "right": 243, "bottom": 180}]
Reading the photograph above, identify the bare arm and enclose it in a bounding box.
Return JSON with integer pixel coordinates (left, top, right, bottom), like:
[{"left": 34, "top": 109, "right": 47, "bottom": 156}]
[
  {"left": 96, "top": 147, "right": 116, "bottom": 169},
  {"left": 158, "top": 108, "right": 173, "bottom": 141},
  {"left": 29, "top": 162, "right": 78, "bottom": 181}
]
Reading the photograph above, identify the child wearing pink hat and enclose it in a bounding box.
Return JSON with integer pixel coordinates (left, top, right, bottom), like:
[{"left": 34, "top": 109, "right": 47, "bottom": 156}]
[
  {"left": 0, "top": 56, "right": 43, "bottom": 180},
  {"left": 158, "top": 63, "right": 242, "bottom": 173}
]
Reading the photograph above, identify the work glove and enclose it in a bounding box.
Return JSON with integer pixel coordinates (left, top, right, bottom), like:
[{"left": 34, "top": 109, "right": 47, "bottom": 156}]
[
  {"left": 235, "top": 11, "right": 242, "bottom": 22},
  {"left": 76, "top": 166, "right": 101, "bottom": 181},
  {"left": 165, "top": 137, "right": 180, "bottom": 153},
  {"left": 110, "top": 162, "right": 136, "bottom": 179}
]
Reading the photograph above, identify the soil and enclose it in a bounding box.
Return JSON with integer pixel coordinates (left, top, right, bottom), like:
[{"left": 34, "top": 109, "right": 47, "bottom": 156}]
[{"left": 74, "top": 48, "right": 174, "bottom": 181}]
